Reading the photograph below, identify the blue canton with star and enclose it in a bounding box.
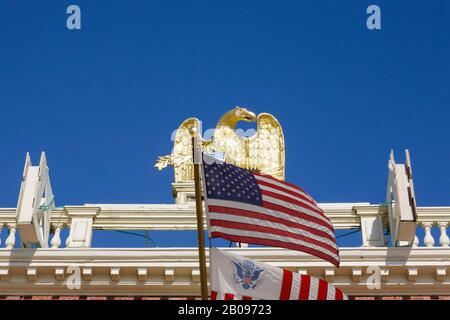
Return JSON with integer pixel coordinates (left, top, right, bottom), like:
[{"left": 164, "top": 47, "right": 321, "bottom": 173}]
[{"left": 203, "top": 161, "right": 263, "bottom": 206}]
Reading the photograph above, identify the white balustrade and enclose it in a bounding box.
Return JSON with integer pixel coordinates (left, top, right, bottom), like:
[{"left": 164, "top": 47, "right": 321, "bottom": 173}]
[
  {"left": 51, "top": 225, "right": 62, "bottom": 248},
  {"left": 412, "top": 235, "right": 419, "bottom": 247},
  {"left": 438, "top": 222, "right": 450, "bottom": 247},
  {"left": 414, "top": 221, "right": 450, "bottom": 248},
  {"left": 423, "top": 222, "right": 435, "bottom": 247},
  {"left": 5, "top": 225, "right": 16, "bottom": 249},
  {"left": 0, "top": 204, "right": 449, "bottom": 249}
]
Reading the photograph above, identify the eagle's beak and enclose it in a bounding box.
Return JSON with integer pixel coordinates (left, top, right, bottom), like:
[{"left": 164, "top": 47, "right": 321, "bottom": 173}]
[{"left": 243, "top": 111, "right": 257, "bottom": 122}]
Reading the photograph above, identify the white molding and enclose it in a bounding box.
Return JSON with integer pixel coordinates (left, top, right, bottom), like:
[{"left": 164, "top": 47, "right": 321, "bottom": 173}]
[
  {"left": 435, "top": 267, "right": 447, "bottom": 281},
  {"left": 324, "top": 268, "right": 335, "bottom": 282},
  {"left": 355, "top": 206, "right": 386, "bottom": 247},
  {"left": 65, "top": 206, "right": 100, "bottom": 248},
  {"left": 407, "top": 267, "right": 418, "bottom": 282},
  {"left": 0, "top": 247, "right": 448, "bottom": 296},
  {"left": 1, "top": 204, "right": 450, "bottom": 231},
  {"left": 380, "top": 268, "right": 390, "bottom": 282},
  {"left": 82, "top": 267, "right": 93, "bottom": 281},
  {"left": 0, "top": 267, "right": 9, "bottom": 280},
  {"left": 191, "top": 269, "right": 200, "bottom": 282},
  {"left": 137, "top": 268, "right": 148, "bottom": 281},
  {"left": 27, "top": 268, "right": 37, "bottom": 281},
  {"left": 352, "top": 268, "right": 362, "bottom": 282},
  {"left": 55, "top": 267, "right": 65, "bottom": 281},
  {"left": 164, "top": 269, "right": 175, "bottom": 282},
  {"left": 110, "top": 267, "right": 121, "bottom": 281},
  {"left": 297, "top": 268, "right": 308, "bottom": 275}
]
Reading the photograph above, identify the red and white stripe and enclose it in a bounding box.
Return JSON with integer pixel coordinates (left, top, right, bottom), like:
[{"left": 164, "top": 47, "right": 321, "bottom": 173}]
[
  {"left": 278, "top": 270, "right": 347, "bottom": 300},
  {"left": 211, "top": 270, "right": 347, "bottom": 301},
  {"left": 210, "top": 291, "right": 259, "bottom": 300},
  {"left": 206, "top": 173, "right": 340, "bottom": 267}
]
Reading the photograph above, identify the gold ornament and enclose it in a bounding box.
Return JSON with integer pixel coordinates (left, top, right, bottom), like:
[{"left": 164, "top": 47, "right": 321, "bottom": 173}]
[{"left": 155, "top": 106, "right": 285, "bottom": 181}]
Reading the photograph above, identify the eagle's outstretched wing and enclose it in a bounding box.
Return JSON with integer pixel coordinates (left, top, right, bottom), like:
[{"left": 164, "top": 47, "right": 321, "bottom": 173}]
[
  {"left": 247, "top": 113, "right": 285, "bottom": 181},
  {"left": 251, "top": 268, "right": 264, "bottom": 281},
  {"left": 233, "top": 262, "right": 244, "bottom": 279}
]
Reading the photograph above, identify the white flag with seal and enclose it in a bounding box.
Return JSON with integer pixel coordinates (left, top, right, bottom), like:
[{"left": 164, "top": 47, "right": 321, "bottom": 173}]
[{"left": 209, "top": 248, "right": 347, "bottom": 300}]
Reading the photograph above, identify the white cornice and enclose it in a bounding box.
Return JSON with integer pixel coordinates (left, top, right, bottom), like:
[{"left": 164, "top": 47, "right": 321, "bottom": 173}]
[
  {"left": 2, "top": 204, "right": 449, "bottom": 230},
  {"left": 0, "top": 247, "right": 449, "bottom": 296}
]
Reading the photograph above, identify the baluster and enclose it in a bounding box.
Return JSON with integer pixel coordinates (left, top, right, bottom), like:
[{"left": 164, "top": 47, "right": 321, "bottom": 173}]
[
  {"left": 65, "top": 226, "right": 70, "bottom": 247},
  {"left": 412, "top": 235, "right": 419, "bottom": 247},
  {"left": 423, "top": 222, "right": 435, "bottom": 248},
  {"left": 51, "top": 225, "right": 62, "bottom": 248},
  {"left": 438, "top": 222, "right": 450, "bottom": 247},
  {"left": 5, "top": 225, "right": 16, "bottom": 249}
]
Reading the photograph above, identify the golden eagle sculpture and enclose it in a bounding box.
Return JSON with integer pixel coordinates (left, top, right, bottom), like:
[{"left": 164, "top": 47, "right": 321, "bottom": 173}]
[{"left": 155, "top": 107, "right": 285, "bottom": 182}]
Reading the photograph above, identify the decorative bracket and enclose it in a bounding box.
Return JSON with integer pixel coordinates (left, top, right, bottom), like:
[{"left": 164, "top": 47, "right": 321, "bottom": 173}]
[
  {"left": 386, "top": 150, "right": 418, "bottom": 246},
  {"left": 16, "top": 152, "right": 55, "bottom": 248}
]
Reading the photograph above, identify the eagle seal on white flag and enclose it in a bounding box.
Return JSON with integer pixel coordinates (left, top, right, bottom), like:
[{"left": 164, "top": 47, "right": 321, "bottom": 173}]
[{"left": 210, "top": 248, "right": 347, "bottom": 300}]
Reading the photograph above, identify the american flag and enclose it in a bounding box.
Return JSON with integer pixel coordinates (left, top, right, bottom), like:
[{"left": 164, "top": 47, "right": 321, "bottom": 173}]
[{"left": 202, "top": 157, "right": 340, "bottom": 267}]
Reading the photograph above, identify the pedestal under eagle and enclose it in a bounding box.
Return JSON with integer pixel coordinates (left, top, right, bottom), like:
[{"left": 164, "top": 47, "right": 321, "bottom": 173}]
[{"left": 155, "top": 107, "right": 285, "bottom": 203}]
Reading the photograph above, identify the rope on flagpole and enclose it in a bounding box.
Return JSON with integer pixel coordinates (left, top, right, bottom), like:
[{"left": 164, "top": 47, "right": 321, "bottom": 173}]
[{"left": 112, "top": 230, "right": 156, "bottom": 245}]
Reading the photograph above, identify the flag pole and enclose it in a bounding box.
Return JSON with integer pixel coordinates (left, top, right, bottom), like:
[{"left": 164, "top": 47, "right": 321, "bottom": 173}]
[{"left": 190, "top": 126, "right": 209, "bottom": 300}]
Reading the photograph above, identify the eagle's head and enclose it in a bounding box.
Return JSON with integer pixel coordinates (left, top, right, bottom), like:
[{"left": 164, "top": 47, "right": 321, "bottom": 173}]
[
  {"left": 217, "top": 106, "right": 257, "bottom": 129},
  {"left": 234, "top": 106, "right": 257, "bottom": 122}
]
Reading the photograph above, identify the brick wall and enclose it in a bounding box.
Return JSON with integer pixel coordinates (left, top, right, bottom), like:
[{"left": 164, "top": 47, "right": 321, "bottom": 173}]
[
  {"left": 351, "top": 296, "right": 450, "bottom": 300},
  {"left": 1, "top": 295, "right": 450, "bottom": 300},
  {"left": 0, "top": 296, "right": 204, "bottom": 300}
]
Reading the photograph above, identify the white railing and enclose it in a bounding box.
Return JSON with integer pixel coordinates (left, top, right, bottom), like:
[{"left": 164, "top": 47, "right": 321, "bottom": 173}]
[
  {"left": 0, "top": 204, "right": 450, "bottom": 249},
  {"left": 414, "top": 207, "right": 450, "bottom": 247},
  {"left": 0, "top": 204, "right": 450, "bottom": 297}
]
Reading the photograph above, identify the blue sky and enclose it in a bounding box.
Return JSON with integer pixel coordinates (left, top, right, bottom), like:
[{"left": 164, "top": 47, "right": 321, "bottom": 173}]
[{"left": 0, "top": 1, "right": 449, "bottom": 248}]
